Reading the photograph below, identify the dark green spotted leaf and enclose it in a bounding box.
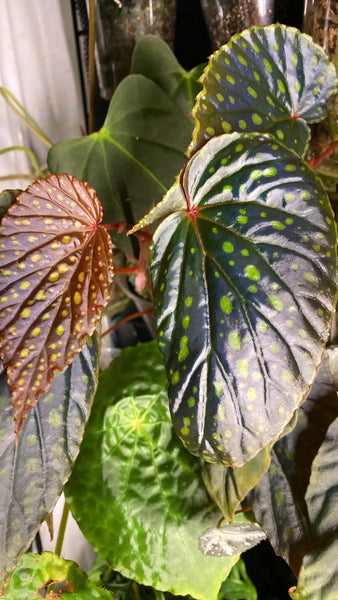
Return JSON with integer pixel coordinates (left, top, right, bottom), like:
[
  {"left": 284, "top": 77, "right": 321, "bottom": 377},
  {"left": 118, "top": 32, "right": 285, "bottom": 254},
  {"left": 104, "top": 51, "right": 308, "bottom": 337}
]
[
  {"left": 48, "top": 74, "right": 194, "bottom": 254},
  {"left": 131, "top": 35, "right": 204, "bottom": 116},
  {"left": 2, "top": 552, "right": 113, "bottom": 599},
  {"left": 0, "top": 333, "right": 100, "bottom": 593},
  {"left": 289, "top": 416, "right": 338, "bottom": 599},
  {"left": 189, "top": 24, "right": 337, "bottom": 157},
  {"left": 65, "top": 342, "right": 245, "bottom": 600},
  {"left": 151, "top": 132, "right": 337, "bottom": 467},
  {"left": 248, "top": 349, "right": 338, "bottom": 575}
]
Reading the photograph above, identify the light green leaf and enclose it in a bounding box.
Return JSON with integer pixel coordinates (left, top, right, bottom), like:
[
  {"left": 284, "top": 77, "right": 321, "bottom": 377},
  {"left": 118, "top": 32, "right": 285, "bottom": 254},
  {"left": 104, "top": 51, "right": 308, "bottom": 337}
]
[
  {"left": 0, "top": 333, "right": 100, "bottom": 593},
  {"left": 3, "top": 552, "right": 113, "bottom": 599},
  {"left": 65, "top": 342, "right": 242, "bottom": 600}
]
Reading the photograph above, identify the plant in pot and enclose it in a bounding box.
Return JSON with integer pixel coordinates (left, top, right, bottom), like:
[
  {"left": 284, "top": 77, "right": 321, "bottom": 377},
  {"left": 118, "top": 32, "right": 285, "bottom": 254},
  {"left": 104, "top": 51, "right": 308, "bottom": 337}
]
[{"left": 0, "top": 22, "right": 337, "bottom": 600}]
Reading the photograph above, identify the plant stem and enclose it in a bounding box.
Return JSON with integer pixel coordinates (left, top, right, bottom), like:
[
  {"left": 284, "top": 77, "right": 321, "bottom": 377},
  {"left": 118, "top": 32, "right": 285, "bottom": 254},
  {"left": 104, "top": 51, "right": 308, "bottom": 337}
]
[
  {"left": 132, "top": 581, "right": 142, "bottom": 600},
  {"left": 54, "top": 500, "right": 70, "bottom": 557},
  {"left": 88, "top": 0, "right": 96, "bottom": 133},
  {"left": 0, "top": 146, "right": 45, "bottom": 178},
  {"left": 101, "top": 307, "right": 154, "bottom": 338},
  {"left": 0, "top": 87, "right": 52, "bottom": 148}
]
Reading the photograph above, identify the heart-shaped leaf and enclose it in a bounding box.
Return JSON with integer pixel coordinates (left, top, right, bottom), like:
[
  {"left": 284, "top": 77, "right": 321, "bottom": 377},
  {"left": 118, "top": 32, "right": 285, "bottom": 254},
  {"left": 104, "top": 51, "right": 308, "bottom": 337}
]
[
  {"left": 0, "top": 174, "right": 113, "bottom": 435},
  {"left": 3, "top": 552, "right": 113, "bottom": 599},
  {"left": 150, "top": 132, "right": 337, "bottom": 467},
  {"left": 0, "top": 332, "right": 100, "bottom": 593},
  {"left": 65, "top": 341, "right": 244, "bottom": 600},
  {"left": 189, "top": 24, "right": 337, "bottom": 157},
  {"left": 48, "top": 73, "right": 195, "bottom": 253}
]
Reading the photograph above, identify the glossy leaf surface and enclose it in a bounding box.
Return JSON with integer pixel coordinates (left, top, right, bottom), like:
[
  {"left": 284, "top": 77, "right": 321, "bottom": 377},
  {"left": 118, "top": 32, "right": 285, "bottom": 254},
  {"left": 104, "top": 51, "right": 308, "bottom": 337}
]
[
  {"left": 151, "top": 132, "right": 337, "bottom": 467},
  {"left": 189, "top": 24, "right": 337, "bottom": 157},
  {"left": 48, "top": 71, "right": 195, "bottom": 253},
  {"left": 66, "top": 342, "right": 242, "bottom": 600},
  {"left": 3, "top": 552, "right": 113, "bottom": 599},
  {"left": 0, "top": 333, "right": 100, "bottom": 593},
  {"left": 248, "top": 349, "right": 338, "bottom": 575},
  {"left": 0, "top": 174, "right": 113, "bottom": 433}
]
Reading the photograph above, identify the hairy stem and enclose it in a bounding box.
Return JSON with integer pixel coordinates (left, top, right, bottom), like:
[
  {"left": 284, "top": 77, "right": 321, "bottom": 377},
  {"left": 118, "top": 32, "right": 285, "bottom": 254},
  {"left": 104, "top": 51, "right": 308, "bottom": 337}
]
[
  {"left": 0, "top": 146, "right": 45, "bottom": 178},
  {"left": 0, "top": 87, "right": 52, "bottom": 148}
]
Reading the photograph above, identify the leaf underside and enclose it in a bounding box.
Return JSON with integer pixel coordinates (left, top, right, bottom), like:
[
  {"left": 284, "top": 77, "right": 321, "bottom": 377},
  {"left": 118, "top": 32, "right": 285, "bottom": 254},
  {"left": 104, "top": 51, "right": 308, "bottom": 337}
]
[
  {"left": 0, "top": 174, "right": 113, "bottom": 434},
  {"left": 0, "top": 333, "right": 100, "bottom": 593},
  {"left": 151, "top": 132, "right": 337, "bottom": 467},
  {"left": 189, "top": 24, "right": 337, "bottom": 157}
]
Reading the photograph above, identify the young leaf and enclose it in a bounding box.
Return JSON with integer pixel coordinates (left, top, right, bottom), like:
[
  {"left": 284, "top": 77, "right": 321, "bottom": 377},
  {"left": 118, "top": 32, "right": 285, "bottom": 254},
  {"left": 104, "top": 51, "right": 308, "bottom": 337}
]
[
  {"left": 2, "top": 552, "right": 113, "bottom": 599},
  {"left": 189, "top": 24, "right": 337, "bottom": 157},
  {"left": 199, "top": 522, "right": 266, "bottom": 557},
  {"left": 0, "top": 333, "right": 100, "bottom": 593},
  {"left": 151, "top": 132, "right": 337, "bottom": 467},
  {"left": 65, "top": 341, "right": 244, "bottom": 600},
  {"left": 0, "top": 174, "right": 113, "bottom": 436}
]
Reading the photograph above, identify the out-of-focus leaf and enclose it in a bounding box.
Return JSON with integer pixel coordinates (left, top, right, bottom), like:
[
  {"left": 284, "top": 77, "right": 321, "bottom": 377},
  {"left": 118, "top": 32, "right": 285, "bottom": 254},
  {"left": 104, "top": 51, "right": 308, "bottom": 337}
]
[
  {"left": 0, "top": 333, "right": 100, "bottom": 593},
  {"left": 289, "top": 416, "right": 338, "bottom": 599},
  {"left": 131, "top": 35, "right": 204, "bottom": 115},
  {"left": 248, "top": 349, "right": 338, "bottom": 575},
  {"left": 189, "top": 24, "right": 337, "bottom": 157},
  {"left": 2, "top": 552, "right": 113, "bottom": 599},
  {"left": 218, "top": 557, "right": 257, "bottom": 600},
  {"left": 0, "top": 189, "right": 21, "bottom": 219},
  {"left": 150, "top": 132, "right": 337, "bottom": 467},
  {"left": 0, "top": 174, "right": 113, "bottom": 434},
  {"left": 65, "top": 341, "right": 244, "bottom": 600}
]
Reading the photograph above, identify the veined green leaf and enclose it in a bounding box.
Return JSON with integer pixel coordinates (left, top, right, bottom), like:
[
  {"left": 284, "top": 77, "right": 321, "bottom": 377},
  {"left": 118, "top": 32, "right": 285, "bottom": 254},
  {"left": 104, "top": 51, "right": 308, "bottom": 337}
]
[
  {"left": 151, "top": 132, "right": 337, "bottom": 467},
  {"left": 2, "top": 552, "right": 113, "bottom": 599},
  {"left": 65, "top": 342, "right": 243, "bottom": 600},
  {"left": 189, "top": 24, "right": 337, "bottom": 157}
]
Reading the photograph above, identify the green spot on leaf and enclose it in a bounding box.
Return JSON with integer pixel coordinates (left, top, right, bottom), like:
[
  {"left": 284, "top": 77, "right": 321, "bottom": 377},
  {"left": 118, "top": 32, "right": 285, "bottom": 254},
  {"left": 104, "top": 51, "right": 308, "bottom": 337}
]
[
  {"left": 268, "top": 296, "right": 284, "bottom": 312},
  {"left": 220, "top": 296, "right": 233, "bottom": 315},
  {"left": 228, "top": 331, "right": 241, "bottom": 350},
  {"left": 245, "top": 265, "right": 261, "bottom": 281}
]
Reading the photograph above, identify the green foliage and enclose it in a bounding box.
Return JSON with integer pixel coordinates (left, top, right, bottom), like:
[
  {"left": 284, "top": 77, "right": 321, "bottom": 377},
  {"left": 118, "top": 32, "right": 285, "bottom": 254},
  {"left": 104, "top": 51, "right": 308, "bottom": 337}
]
[
  {"left": 2, "top": 552, "right": 114, "bottom": 599},
  {"left": 0, "top": 22, "right": 337, "bottom": 600},
  {"left": 65, "top": 342, "right": 243, "bottom": 600},
  {"left": 0, "top": 333, "right": 100, "bottom": 592}
]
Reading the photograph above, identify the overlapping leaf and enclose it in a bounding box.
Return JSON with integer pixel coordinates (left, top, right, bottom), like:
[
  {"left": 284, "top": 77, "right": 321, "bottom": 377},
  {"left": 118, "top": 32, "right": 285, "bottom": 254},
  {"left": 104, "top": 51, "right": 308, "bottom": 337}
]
[
  {"left": 248, "top": 349, "right": 338, "bottom": 575},
  {"left": 65, "top": 342, "right": 246, "bottom": 600},
  {"left": 48, "top": 68, "right": 195, "bottom": 253},
  {"left": 131, "top": 35, "right": 204, "bottom": 115},
  {"left": 3, "top": 552, "right": 113, "bottom": 599},
  {"left": 189, "top": 24, "right": 337, "bottom": 157},
  {"left": 0, "top": 174, "right": 113, "bottom": 434},
  {"left": 290, "top": 416, "right": 338, "bottom": 599},
  {"left": 0, "top": 332, "right": 100, "bottom": 593},
  {"left": 150, "top": 132, "right": 337, "bottom": 467}
]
